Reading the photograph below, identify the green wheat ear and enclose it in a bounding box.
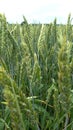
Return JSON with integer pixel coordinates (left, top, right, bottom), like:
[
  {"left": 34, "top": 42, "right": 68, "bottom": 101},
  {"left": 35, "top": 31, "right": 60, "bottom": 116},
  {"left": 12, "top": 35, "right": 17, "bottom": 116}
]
[
  {"left": 57, "top": 35, "right": 73, "bottom": 129},
  {"left": 58, "top": 38, "right": 71, "bottom": 111}
]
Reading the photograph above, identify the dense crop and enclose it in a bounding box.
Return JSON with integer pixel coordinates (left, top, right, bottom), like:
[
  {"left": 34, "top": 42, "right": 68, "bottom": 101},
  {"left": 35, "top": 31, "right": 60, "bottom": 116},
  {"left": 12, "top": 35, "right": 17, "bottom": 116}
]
[{"left": 0, "top": 14, "right": 73, "bottom": 130}]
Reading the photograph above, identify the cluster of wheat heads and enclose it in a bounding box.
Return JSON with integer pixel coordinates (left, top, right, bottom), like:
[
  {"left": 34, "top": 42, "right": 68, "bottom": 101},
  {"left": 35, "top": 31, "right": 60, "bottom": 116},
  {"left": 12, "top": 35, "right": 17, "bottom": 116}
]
[{"left": 0, "top": 14, "right": 73, "bottom": 130}]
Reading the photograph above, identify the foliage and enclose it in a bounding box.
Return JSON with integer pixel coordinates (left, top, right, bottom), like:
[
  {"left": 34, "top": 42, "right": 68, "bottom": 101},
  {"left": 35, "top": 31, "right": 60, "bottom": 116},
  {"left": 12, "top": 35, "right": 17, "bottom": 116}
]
[{"left": 0, "top": 13, "right": 73, "bottom": 130}]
